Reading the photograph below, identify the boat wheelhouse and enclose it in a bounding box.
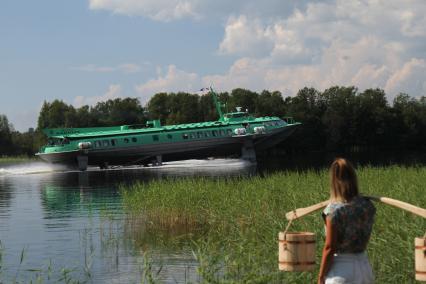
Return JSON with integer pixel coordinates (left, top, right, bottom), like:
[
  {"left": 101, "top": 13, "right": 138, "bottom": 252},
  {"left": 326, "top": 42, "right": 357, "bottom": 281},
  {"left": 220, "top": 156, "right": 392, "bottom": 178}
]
[{"left": 36, "top": 88, "right": 301, "bottom": 170}]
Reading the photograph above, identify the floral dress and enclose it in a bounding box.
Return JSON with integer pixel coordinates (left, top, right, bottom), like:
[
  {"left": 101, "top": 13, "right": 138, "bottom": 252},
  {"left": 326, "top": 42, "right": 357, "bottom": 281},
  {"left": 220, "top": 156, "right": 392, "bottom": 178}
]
[{"left": 322, "top": 196, "right": 376, "bottom": 253}]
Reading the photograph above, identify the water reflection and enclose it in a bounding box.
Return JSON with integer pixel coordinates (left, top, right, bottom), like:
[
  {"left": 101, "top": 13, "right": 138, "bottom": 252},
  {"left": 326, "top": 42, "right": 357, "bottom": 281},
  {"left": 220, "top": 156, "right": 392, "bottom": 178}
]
[
  {"left": 0, "top": 178, "right": 13, "bottom": 213},
  {"left": 0, "top": 158, "right": 256, "bottom": 283}
]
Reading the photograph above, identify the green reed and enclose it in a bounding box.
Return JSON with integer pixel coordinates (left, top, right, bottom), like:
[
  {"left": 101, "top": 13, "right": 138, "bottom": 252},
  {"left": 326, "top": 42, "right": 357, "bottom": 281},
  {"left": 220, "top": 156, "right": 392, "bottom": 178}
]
[{"left": 122, "top": 165, "right": 426, "bottom": 283}]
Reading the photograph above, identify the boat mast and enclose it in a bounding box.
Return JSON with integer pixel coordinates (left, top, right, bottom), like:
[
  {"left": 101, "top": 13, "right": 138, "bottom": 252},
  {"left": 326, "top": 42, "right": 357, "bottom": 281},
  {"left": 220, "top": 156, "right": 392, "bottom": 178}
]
[{"left": 209, "top": 87, "right": 224, "bottom": 121}]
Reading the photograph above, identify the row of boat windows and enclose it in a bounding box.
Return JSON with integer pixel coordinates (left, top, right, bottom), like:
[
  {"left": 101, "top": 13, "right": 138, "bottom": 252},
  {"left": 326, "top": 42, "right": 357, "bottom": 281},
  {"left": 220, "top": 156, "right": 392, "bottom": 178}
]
[
  {"left": 91, "top": 129, "right": 234, "bottom": 148},
  {"left": 183, "top": 129, "right": 233, "bottom": 140},
  {"left": 93, "top": 137, "right": 143, "bottom": 148}
]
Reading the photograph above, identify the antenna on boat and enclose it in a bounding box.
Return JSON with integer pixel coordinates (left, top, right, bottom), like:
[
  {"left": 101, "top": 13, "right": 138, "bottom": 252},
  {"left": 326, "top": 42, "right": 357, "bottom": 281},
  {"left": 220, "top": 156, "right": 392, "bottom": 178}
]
[
  {"left": 210, "top": 87, "right": 225, "bottom": 121},
  {"left": 201, "top": 87, "right": 224, "bottom": 121}
]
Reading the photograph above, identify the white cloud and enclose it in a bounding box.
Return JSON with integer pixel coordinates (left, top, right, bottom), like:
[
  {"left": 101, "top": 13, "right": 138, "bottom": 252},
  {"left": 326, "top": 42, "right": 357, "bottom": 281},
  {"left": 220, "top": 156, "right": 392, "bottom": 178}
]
[
  {"left": 385, "top": 58, "right": 426, "bottom": 98},
  {"left": 135, "top": 65, "right": 200, "bottom": 103},
  {"left": 87, "top": 0, "right": 314, "bottom": 21},
  {"left": 118, "top": 63, "right": 141, "bottom": 73},
  {"left": 212, "top": 0, "right": 426, "bottom": 97},
  {"left": 203, "top": 58, "right": 269, "bottom": 91},
  {"left": 72, "top": 63, "right": 142, "bottom": 73},
  {"left": 73, "top": 84, "right": 122, "bottom": 107},
  {"left": 89, "top": 0, "right": 198, "bottom": 21},
  {"left": 219, "top": 16, "right": 274, "bottom": 57},
  {"left": 93, "top": 0, "right": 426, "bottom": 99}
]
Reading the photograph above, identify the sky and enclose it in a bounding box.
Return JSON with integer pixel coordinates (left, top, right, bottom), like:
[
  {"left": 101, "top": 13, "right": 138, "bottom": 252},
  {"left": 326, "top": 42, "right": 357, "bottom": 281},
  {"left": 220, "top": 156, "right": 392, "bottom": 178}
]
[{"left": 1, "top": 0, "right": 426, "bottom": 131}]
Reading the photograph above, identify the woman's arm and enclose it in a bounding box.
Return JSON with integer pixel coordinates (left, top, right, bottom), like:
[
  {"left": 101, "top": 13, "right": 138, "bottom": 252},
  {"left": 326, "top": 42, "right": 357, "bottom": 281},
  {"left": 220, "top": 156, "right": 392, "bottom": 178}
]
[{"left": 318, "top": 217, "right": 337, "bottom": 284}]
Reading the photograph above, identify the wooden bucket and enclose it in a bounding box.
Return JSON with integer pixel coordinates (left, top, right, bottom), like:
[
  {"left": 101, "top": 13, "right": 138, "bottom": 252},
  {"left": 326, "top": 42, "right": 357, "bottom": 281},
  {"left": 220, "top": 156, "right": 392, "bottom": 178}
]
[
  {"left": 416, "top": 237, "right": 426, "bottom": 281},
  {"left": 278, "top": 231, "right": 316, "bottom": 271}
]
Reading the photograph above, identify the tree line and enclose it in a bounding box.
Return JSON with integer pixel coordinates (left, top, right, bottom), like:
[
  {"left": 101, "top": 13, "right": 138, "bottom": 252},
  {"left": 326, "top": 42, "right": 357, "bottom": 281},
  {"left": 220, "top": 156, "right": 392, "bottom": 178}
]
[{"left": 1, "top": 86, "right": 425, "bottom": 156}]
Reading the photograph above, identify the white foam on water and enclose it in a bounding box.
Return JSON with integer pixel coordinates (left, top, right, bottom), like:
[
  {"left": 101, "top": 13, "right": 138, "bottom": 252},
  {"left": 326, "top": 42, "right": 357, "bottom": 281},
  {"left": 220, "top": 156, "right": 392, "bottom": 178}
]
[
  {"left": 146, "top": 158, "right": 254, "bottom": 170},
  {"left": 0, "top": 159, "right": 254, "bottom": 176},
  {"left": 0, "top": 162, "right": 68, "bottom": 176}
]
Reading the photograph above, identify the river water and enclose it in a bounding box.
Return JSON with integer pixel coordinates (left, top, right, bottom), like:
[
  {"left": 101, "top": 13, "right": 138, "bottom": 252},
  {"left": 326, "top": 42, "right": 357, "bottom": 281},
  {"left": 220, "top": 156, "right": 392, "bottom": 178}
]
[
  {"left": 1, "top": 151, "right": 424, "bottom": 283},
  {"left": 0, "top": 159, "right": 256, "bottom": 283}
]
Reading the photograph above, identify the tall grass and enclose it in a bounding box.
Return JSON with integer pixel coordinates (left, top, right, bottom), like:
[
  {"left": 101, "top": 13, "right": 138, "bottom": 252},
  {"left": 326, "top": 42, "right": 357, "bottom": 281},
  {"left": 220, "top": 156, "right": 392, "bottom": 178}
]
[{"left": 122, "top": 166, "right": 426, "bottom": 283}]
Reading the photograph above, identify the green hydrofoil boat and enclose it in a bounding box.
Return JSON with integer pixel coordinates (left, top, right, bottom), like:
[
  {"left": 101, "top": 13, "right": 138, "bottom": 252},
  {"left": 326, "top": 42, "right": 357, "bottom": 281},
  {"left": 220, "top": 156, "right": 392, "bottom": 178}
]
[{"left": 36, "top": 88, "right": 301, "bottom": 170}]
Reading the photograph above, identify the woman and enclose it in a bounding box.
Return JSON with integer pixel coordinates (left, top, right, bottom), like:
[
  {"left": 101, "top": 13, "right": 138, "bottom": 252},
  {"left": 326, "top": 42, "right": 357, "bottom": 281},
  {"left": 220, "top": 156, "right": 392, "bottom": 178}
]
[{"left": 318, "top": 158, "right": 376, "bottom": 284}]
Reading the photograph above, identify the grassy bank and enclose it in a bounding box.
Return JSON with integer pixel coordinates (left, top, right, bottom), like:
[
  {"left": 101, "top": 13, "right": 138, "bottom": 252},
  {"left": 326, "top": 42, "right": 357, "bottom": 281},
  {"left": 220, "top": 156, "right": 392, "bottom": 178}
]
[
  {"left": 122, "top": 166, "right": 426, "bottom": 283},
  {"left": 0, "top": 155, "right": 34, "bottom": 164}
]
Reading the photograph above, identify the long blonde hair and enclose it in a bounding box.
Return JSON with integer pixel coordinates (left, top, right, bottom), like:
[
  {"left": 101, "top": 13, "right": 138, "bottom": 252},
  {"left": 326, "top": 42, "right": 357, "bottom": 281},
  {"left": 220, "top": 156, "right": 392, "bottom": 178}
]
[{"left": 329, "top": 158, "right": 359, "bottom": 202}]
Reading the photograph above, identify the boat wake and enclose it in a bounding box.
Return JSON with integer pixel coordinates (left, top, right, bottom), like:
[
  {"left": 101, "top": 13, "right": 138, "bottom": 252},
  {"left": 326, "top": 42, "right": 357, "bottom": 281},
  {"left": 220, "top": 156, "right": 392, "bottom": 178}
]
[
  {"left": 147, "top": 158, "right": 253, "bottom": 169},
  {"left": 0, "top": 159, "right": 255, "bottom": 177},
  {"left": 0, "top": 162, "right": 68, "bottom": 176},
  {"left": 137, "top": 158, "right": 257, "bottom": 177}
]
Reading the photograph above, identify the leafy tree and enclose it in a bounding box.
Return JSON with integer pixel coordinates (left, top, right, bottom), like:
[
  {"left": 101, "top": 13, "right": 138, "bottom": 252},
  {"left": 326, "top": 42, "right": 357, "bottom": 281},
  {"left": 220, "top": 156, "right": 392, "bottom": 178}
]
[
  {"left": 10, "top": 130, "right": 38, "bottom": 155},
  {"left": 0, "top": 114, "right": 12, "bottom": 154},
  {"left": 257, "top": 90, "right": 286, "bottom": 117},
  {"left": 354, "top": 88, "right": 390, "bottom": 149},
  {"left": 285, "top": 87, "right": 326, "bottom": 151},
  {"left": 91, "top": 98, "right": 146, "bottom": 126},
  {"left": 11, "top": 85, "right": 424, "bottom": 157},
  {"left": 165, "top": 92, "right": 201, "bottom": 124},
  {"left": 320, "top": 86, "right": 358, "bottom": 150},
  {"left": 199, "top": 93, "right": 217, "bottom": 121},
  {"left": 392, "top": 93, "right": 426, "bottom": 149},
  {"left": 228, "top": 88, "right": 258, "bottom": 114},
  {"left": 37, "top": 100, "right": 75, "bottom": 129},
  {"left": 74, "top": 105, "right": 93, "bottom": 127},
  {"left": 147, "top": 93, "right": 170, "bottom": 123}
]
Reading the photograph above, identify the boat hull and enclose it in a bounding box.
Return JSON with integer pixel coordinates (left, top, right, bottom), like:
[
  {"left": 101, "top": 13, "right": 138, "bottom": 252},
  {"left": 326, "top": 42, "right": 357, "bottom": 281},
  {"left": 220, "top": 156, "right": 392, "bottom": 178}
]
[{"left": 37, "top": 124, "right": 299, "bottom": 168}]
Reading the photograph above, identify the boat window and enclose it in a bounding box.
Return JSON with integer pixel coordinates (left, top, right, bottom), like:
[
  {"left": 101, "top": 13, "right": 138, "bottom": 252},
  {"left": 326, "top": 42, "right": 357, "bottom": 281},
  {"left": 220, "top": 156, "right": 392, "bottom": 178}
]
[
  {"left": 167, "top": 134, "right": 173, "bottom": 139},
  {"left": 103, "top": 140, "right": 110, "bottom": 147},
  {"left": 111, "top": 139, "right": 116, "bottom": 146},
  {"left": 124, "top": 138, "right": 129, "bottom": 143},
  {"left": 212, "top": 130, "right": 218, "bottom": 137},
  {"left": 95, "top": 141, "right": 102, "bottom": 148},
  {"left": 48, "top": 138, "right": 70, "bottom": 146},
  {"left": 204, "top": 131, "right": 210, "bottom": 138},
  {"left": 197, "top": 132, "right": 203, "bottom": 139},
  {"left": 219, "top": 130, "right": 225, "bottom": 136},
  {"left": 190, "top": 133, "right": 196, "bottom": 139},
  {"left": 182, "top": 133, "right": 189, "bottom": 139},
  {"left": 227, "top": 129, "right": 233, "bottom": 136},
  {"left": 132, "top": 137, "right": 137, "bottom": 143},
  {"left": 152, "top": 135, "right": 159, "bottom": 141}
]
